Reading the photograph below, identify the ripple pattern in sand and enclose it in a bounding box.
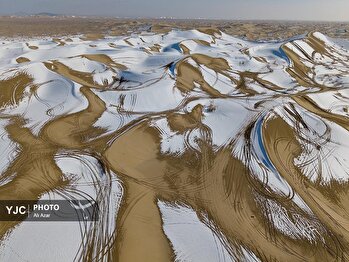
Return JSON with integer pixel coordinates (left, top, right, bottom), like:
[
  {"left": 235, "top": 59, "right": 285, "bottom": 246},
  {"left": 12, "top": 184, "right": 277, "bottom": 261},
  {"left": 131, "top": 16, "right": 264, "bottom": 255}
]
[{"left": 0, "top": 29, "right": 349, "bottom": 261}]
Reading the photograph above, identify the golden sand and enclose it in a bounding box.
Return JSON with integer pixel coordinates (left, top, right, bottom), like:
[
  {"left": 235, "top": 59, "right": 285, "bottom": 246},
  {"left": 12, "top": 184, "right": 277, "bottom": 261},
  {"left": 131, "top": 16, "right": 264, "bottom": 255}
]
[{"left": 0, "top": 20, "right": 349, "bottom": 261}]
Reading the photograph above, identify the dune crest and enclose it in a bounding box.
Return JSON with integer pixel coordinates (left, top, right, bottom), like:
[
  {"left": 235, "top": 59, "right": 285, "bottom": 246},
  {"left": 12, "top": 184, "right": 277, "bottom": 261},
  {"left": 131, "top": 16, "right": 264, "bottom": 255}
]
[{"left": 0, "top": 29, "right": 349, "bottom": 261}]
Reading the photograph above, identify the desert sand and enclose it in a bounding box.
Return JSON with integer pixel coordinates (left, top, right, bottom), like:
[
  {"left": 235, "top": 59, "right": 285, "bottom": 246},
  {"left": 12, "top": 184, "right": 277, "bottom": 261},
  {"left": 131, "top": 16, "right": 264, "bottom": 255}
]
[{"left": 0, "top": 16, "right": 349, "bottom": 261}]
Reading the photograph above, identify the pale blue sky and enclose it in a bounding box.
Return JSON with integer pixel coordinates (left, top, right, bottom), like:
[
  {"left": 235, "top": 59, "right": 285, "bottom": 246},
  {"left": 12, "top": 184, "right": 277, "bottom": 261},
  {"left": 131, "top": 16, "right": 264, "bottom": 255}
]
[{"left": 0, "top": 0, "right": 348, "bottom": 21}]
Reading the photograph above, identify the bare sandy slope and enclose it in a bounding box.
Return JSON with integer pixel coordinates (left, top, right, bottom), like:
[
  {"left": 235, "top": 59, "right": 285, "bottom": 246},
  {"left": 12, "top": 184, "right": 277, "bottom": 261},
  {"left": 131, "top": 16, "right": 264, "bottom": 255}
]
[{"left": 1, "top": 17, "right": 349, "bottom": 261}]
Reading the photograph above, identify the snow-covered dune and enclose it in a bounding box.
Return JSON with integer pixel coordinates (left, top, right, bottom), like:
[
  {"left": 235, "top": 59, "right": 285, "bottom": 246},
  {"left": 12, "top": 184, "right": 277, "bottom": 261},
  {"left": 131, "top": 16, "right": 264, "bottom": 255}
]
[{"left": 0, "top": 29, "right": 349, "bottom": 261}]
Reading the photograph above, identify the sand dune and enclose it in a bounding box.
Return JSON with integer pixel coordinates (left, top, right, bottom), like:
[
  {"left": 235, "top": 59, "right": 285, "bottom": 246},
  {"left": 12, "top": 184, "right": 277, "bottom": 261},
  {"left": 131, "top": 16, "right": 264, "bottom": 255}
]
[{"left": 0, "top": 26, "right": 349, "bottom": 261}]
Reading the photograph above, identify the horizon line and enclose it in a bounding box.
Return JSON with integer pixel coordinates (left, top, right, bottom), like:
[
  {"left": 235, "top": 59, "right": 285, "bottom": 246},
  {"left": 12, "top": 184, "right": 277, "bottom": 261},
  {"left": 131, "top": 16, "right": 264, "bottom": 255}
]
[{"left": 1, "top": 13, "right": 349, "bottom": 23}]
